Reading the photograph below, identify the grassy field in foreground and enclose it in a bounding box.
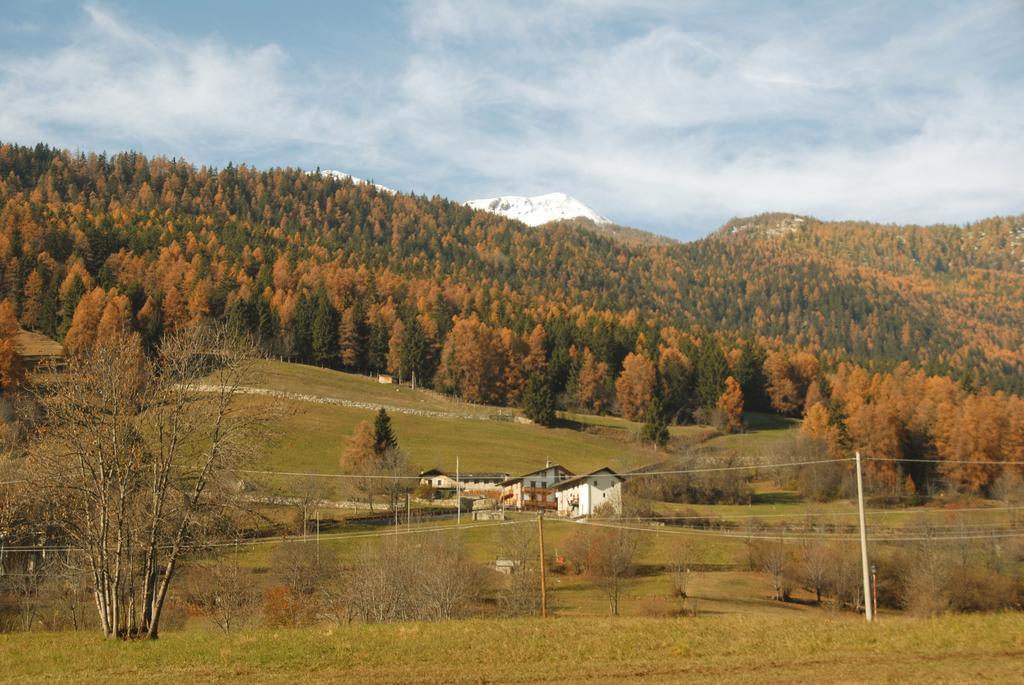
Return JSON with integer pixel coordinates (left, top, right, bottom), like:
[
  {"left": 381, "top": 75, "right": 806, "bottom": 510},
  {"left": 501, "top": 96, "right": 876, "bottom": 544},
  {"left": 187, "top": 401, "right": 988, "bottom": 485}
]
[{"left": 3, "top": 613, "right": 1022, "bottom": 684}]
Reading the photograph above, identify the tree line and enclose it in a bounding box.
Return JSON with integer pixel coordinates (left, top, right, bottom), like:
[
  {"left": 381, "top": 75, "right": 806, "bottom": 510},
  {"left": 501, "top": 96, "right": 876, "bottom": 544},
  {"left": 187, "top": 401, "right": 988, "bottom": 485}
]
[{"left": 0, "top": 142, "right": 1019, "bottom": 486}]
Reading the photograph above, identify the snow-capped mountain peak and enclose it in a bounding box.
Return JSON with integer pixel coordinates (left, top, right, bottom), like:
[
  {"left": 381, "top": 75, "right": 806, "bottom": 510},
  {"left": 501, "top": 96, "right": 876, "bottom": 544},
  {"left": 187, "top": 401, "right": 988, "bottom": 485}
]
[
  {"left": 465, "top": 192, "right": 611, "bottom": 227},
  {"left": 319, "top": 169, "right": 396, "bottom": 194}
]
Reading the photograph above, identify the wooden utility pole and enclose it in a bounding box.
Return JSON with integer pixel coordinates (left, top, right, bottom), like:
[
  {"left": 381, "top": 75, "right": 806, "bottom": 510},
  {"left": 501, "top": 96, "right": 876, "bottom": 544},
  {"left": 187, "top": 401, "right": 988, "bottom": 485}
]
[
  {"left": 456, "top": 454, "right": 461, "bottom": 525},
  {"left": 538, "top": 512, "right": 547, "bottom": 618},
  {"left": 315, "top": 509, "right": 320, "bottom": 563},
  {"left": 855, "top": 451, "right": 874, "bottom": 622}
]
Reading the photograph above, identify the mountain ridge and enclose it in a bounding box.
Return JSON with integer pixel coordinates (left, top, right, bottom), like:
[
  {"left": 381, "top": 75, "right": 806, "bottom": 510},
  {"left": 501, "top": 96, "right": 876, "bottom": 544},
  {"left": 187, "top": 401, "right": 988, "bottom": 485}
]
[
  {"left": 465, "top": 192, "right": 611, "bottom": 226},
  {"left": 1, "top": 142, "right": 1021, "bottom": 393}
]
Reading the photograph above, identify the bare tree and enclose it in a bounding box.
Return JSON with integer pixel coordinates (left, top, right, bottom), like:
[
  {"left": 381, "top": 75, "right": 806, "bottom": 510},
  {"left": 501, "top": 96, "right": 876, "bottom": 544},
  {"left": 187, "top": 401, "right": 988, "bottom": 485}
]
[
  {"left": 495, "top": 522, "right": 541, "bottom": 617},
  {"left": 571, "top": 524, "right": 644, "bottom": 616},
  {"left": 991, "top": 469, "right": 1024, "bottom": 527},
  {"left": 667, "top": 536, "right": 702, "bottom": 602},
  {"left": 343, "top": 539, "right": 416, "bottom": 623},
  {"left": 183, "top": 546, "right": 259, "bottom": 633},
  {"left": 340, "top": 534, "right": 486, "bottom": 624},
  {"left": 799, "top": 536, "right": 831, "bottom": 605},
  {"left": 265, "top": 541, "right": 337, "bottom": 627},
  {"left": 826, "top": 542, "right": 863, "bottom": 612},
  {"left": 4, "top": 550, "right": 47, "bottom": 631},
  {"left": 378, "top": 448, "right": 416, "bottom": 515},
  {"left": 752, "top": 538, "right": 794, "bottom": 602},
  {"left": 24, "top": 325, "right": 270, "bottom": 639},
  {"left": 293, "top": 476, "right": 328, "bottom": 537},
  {"left": 901, "top": 538, "right": 952, "bottom": 616},
  {"left": 415, "top": 535, "right": 488, "bottom": 620},
  {"left": 36, "top": 551, "right": 93, "bottom": 631}
]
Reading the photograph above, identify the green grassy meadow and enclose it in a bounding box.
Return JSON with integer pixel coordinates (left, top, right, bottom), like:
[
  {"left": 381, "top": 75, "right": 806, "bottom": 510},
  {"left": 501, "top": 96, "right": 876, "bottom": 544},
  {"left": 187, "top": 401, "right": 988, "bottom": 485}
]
[
  {"left": 245, "top": 360, "right": 801, "bottom": 479},
  {"left": 3, "top": 613, "right": 1022, "bottom": 684}
]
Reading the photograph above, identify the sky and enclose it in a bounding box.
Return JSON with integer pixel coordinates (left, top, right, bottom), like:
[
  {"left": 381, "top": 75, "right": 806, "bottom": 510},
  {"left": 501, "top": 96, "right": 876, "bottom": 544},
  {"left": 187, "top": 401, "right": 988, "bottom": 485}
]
[{"left": 0, "top": 1, "right": 1022, "bottom": 239}]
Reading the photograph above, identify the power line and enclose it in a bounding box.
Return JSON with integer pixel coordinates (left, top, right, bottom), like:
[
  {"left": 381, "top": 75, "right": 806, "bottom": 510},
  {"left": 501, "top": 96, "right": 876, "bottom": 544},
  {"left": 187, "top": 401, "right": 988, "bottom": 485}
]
[
  {"left": 237, "top": 468, "right": 423, "bottom": 480},
  {"left": 550, "top": 517, "right": 1024, "bottom": 543},
  {"left": 235, "top": 456, "right": 856, "bottom": 482},
  {"left": 866, "top": 456, "right": 1024, "bottom": 466},
  {"left": 614, "top": 457, "right": 855, "bottom": 477},
  {"left": 625, "top": 504, "right": 1024, "bottom": 522},
  {"left": 0, "top": 519, "right": 531, "bottom": 553},
  {"left": 10, "top": 455, "right": 1016, "bottom": 487}
]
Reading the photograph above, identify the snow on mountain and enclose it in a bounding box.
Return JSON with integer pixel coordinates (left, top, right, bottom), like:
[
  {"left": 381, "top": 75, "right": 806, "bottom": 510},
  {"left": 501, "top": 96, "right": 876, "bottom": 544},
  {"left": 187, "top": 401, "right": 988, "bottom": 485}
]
[
  {"left": 319, "top": 169, "right": 396, "bottom": 194},
  {"left": 465, "top": 192, "right": 611, "bottom": 227}
]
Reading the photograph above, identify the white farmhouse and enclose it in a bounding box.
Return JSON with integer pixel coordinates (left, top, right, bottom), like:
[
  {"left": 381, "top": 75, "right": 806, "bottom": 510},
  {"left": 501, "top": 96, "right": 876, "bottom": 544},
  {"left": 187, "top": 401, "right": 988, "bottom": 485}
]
[
  {"left": 500, "top": 464, "right": 574, "bottom": 512},
  {"left": 554, "top": 467, "right": 624, "bottom": 518}
]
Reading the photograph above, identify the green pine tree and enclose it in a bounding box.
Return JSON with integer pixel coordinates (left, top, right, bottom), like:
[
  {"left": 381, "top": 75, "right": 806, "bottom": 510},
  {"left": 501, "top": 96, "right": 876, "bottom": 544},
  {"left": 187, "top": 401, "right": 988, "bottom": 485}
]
[
  {"left": 310, "top": 289, "right": 339, "bottom": 364},
  {"left": 368, "top": 319, "right": 390, "bottom": 373},
  {"left": 372, "top": 408, "right": 398, "bottom": 455},
  {"left": 696, "top": 336, "right": 729, "bottom": 410},
  {"left": 640, "top": 395, "right": 670, "bottom": 448},
  {"left": 733, "top": 340, "right": 770, "bottom": 411},
  {"left": 59, "top": 275, "right": 86, "bottom": 338},
  {"left": 289, "top": 291, "right": 314, "bottom": 361},
  {"left": 659, "top": 353, "right": 693, "bottom": 422},
  {"left": 400, "top": 315, "right": 430, "bottom": 385},
  {"left": 522, "top": 371, "right": 556, "bottom": 426}
]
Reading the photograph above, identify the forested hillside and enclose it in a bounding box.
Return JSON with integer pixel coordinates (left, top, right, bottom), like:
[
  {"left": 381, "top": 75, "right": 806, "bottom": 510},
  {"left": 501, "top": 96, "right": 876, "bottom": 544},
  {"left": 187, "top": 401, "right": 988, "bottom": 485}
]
[
  {"left": 707, "top": 213, "right": 1024, "bottom": 391},
  {"left": 0, "top": 142, "right": 1021, "bottom": 494}
]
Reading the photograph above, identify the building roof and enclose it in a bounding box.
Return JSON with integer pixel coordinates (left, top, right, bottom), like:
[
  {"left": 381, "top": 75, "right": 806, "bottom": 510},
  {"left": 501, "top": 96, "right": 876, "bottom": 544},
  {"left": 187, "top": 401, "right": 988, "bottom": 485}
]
[
  {"left": 553, "top": 467, "right": 624, "bottom": 490},
  {"left": 418, "top": 469, "right": 508, "bottom": 482},
  {"left": 500, "top": 464, "right": 574, "bottom": 487},
  {"left": 12, "top": 329, "right": 64, "bottom": 360}
]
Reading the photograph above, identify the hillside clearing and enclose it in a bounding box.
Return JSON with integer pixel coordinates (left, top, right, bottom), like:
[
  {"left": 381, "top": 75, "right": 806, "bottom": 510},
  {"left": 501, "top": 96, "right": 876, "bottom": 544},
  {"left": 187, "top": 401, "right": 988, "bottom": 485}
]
[{"left": 240, "top": 361, "right": 800, "bottom": 481}]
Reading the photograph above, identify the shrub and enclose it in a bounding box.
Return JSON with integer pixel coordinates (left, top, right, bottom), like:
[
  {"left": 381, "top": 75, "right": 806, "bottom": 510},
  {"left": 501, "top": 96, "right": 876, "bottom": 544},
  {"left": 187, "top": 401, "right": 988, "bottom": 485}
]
[
  {"left": 343, "top": 535, "right": 488, "bottom": 623},
  {"left": 946, "top": 567, "right": 1022, "bottom": 613}
]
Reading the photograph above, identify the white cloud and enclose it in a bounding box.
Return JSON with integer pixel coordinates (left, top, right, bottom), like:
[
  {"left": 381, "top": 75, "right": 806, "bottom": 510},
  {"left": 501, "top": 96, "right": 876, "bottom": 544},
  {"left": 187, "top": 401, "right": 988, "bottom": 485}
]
[
  {"left": 0, "top": 5, "right": 367, "bottom": 164},
  {"left": 390, "top": 0, "right": 1024, "bottom": 233},
  {"left": 0, "top": 1, "right": 1021, "bottom": 238}
]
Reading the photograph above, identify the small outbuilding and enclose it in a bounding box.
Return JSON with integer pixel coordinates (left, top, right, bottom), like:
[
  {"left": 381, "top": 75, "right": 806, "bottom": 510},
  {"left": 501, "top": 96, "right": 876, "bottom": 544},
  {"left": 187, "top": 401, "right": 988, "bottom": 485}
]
[
  {"left": 13, "top": 329, "right": 64, "bottom": 369},
  {"left": 417, "top": 468, "right": 508, "bottom": 497}
]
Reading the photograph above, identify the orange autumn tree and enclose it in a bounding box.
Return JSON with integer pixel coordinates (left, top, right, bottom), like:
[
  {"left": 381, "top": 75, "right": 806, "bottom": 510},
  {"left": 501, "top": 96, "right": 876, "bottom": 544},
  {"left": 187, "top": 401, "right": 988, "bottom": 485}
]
[
  {"left": 0, "top": 300, "right": 23, "bottom": 391},
  {"left": 576, "top": 347, "right": 612, "bottom": 414},
  {"left": 436, "top": 316, "right": 507, "bottom": 404},
  {"left": 933, "top": 392, "right": 1010, "bottom": 494},
  {"left": 20, "top": 270, "right": 44, "bottom": 330},
  {"left": 339, "top": 420, "right": 380, "bottom": 510},
  {"left": 523, "top": 323, "right": 547, "bottom": 376},
  {"left": 500, "top": 327, "right": 528, "bottom": 403},
  {"left": 63, "top": 287, "right": 108, "bottom": 357},
  {"left": 801, "top": 401, "right": 847, "bottom": 458},
  {"left": 717, "top": 376, "right": 744, "bottom": 433},
  {"left": 615, "top": 352, "right": 656, "bottom": 421},
  {"left": 764, "top": 350, "right": 820, "bottom": 415}
]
